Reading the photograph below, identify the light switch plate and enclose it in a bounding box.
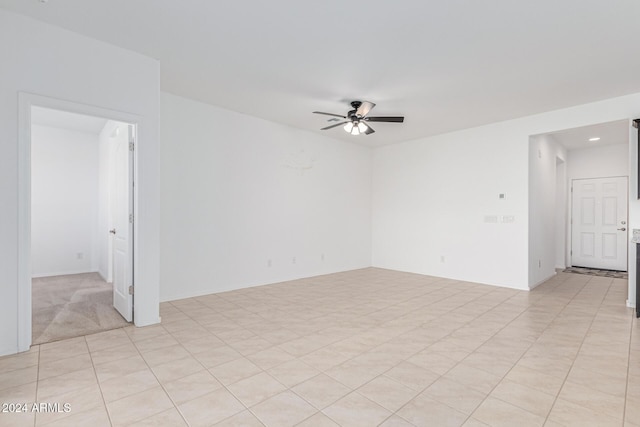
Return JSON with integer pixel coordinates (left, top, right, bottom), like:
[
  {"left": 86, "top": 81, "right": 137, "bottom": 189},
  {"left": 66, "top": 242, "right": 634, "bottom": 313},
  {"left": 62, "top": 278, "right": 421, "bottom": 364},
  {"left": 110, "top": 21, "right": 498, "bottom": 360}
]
[{"left": 632, "top": 229, "right": 640, "bottom": 243}]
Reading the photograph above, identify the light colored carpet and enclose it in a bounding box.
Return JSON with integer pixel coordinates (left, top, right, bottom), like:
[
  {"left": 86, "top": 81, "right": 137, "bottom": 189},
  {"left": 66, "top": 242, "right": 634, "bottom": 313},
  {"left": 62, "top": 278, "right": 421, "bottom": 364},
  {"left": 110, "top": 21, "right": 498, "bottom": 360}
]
[{"left": 32, "top": 272, "right": 130, "bottom": 345}]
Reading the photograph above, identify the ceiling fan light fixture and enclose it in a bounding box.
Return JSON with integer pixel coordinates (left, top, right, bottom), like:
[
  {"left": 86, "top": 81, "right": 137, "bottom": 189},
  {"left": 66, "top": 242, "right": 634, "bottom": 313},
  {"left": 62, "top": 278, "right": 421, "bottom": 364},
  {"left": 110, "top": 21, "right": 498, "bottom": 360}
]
[{"left": 314, "top": 101, "right": 403, "bottom": 136}]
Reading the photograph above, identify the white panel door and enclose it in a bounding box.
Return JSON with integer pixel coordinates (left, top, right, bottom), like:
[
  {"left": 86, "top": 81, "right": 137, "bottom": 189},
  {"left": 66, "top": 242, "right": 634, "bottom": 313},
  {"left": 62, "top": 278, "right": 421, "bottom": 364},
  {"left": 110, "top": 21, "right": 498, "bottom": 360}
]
[
  {"left": 112, "top": 125, "right": 134, "bottom": 321},
  {"left": 571, "top": 177, "right": 627, "bottom": 271}
]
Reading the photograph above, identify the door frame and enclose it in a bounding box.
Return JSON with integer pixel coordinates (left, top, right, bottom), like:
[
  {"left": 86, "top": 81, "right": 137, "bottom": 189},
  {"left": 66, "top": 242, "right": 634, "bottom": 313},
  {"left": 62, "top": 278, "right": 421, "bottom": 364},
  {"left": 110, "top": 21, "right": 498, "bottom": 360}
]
[
  {"left": 568, "top": 175, "right": 629, "bottom": 270},
  {"left": 17, "top": 93, "right": 140, "bottom": 352}
]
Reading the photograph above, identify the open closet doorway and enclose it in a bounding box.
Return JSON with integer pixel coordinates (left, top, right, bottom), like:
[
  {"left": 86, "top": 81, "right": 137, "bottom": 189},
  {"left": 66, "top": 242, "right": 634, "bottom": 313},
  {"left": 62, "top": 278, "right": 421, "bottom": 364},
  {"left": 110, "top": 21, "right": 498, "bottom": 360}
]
[{"left": 30, "top": 106, "right": 134, "bottom": 344}]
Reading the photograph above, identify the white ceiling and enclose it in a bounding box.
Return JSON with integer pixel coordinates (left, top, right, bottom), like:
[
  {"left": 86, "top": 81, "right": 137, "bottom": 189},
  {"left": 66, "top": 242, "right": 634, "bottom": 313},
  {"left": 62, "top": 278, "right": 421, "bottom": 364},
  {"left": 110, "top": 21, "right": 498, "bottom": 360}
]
[
  {"left": 4, "top": 0, "right": 640, "bottom": 147},
  {"left": 549, "top": 119, "right": 629, "bottom": 151},
  {"left": 31, "top": 106, "right": 108, "bottom": 135}
]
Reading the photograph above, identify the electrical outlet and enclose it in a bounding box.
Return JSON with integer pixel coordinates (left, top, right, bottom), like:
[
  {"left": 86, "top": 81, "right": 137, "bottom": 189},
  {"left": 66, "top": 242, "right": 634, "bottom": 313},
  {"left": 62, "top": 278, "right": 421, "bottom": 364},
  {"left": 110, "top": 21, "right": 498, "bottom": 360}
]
[
  {"left": 77, "top": 252, "right": 84, "bottom": 260},
  {"left": 267, "top": 259, "right": 272, "bottom": 267},
  {"left": 502, "top": 215, "right": 515, "bottom": 223},
  {"left": 538, "top": 260, "right": 541, "bottom": 268},
  {"left": 440, "top": 255, "right": 445, "bottom": 263},
  {"left": 484, "top": 215, "right": 498, "bottom": 223},
  {"left": 321, "top": 253, "right": 325, "bottom": 261},
  {"left": 292, "top": 257, "right": 296, "bottom": 264}
]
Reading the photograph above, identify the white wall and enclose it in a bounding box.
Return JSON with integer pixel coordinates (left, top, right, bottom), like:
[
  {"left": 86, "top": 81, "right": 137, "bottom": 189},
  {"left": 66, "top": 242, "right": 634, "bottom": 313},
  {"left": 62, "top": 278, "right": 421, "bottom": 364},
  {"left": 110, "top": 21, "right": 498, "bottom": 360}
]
[
  {"left": 567, "top": 143, "right": 629, "bottom": 180},
  {"left": 98, "top": 123, "right": 111, "bottom": 281},
  {"left": 529, "top": 134, "right": 566, "bottom": 287},
  {"left": 0, "top": 9, "right": 160, "bottom": 356},
  {"left": 372, "top": 122, "right": 528, "bottom": 289},
  {"left": 372, "top": 92, "right": 640, "bottom": 305},
  {"left": 160, "top": 93, "right": 372, "bottom": 301},
  {"left": 31, "top": 125, "right": 100, "bottom": 277},
  {"left": 555, "top": 159, "right": 567, "bottom": 269}
]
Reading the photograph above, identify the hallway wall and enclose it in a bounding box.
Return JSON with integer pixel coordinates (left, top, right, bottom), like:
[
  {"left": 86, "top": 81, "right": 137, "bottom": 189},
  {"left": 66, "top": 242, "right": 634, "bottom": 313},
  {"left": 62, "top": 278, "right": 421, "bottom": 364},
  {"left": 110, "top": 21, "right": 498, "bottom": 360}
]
[{"left": 31, "top": 125, "right": 100, "bottom": 278}]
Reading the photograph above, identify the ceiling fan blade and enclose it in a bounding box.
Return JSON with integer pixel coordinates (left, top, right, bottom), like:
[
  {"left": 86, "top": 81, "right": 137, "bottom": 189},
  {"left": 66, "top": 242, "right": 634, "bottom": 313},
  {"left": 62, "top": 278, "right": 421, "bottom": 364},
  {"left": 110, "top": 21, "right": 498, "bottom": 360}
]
[
  {"left": 321, "top": 121, "right": 348, "bottom": 130},
  {"left": 362, "top": 123, "right": 375, "bottom": 135},
  {"left": 313, "top": 111, "right": 347, "bottom": 119},
  {"left": 356, "top": 101, "right": 376, "bottom": 117},
  {"left": 365, "top": 116, "right": 404, "bottom": 123}
]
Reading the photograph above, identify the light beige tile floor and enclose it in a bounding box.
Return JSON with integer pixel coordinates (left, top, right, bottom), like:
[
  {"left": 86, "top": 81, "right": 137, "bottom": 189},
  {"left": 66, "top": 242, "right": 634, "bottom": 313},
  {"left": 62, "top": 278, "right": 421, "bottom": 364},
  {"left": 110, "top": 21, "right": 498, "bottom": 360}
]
[{"left": 1, "top": 268, "right": 638, "bottom": 426}]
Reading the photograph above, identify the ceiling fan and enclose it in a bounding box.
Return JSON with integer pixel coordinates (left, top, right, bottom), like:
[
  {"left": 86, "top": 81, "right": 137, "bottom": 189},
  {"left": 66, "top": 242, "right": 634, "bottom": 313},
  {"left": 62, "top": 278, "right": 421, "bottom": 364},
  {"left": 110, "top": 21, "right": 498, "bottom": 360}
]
[{"left": 313, "top": 101, "right": 404, "bottom": 135}]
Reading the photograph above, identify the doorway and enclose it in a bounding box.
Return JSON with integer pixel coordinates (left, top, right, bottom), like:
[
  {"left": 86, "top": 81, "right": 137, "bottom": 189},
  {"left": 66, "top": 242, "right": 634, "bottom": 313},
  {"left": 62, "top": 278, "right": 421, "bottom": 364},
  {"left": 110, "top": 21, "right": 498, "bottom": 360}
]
[
  {"left": 29, "top": 106, "right": 135, "bottom": 344},
  {"left": 528, "top": 119, "right": 630, "bottom": 287}
]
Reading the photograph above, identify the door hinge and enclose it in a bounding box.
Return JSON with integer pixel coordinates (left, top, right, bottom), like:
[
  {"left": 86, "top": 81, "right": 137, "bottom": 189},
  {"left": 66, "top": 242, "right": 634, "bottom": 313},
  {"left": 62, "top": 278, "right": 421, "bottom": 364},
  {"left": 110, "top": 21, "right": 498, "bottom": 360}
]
[
  {"left": 129, "top": 142, "right": 135, "bottom": 151},
  {"left": 128, "top": 286, "right": 134, "bottom": 295},
  {"left": 129, "top": 213, "right": 134, "bottom": 223}
]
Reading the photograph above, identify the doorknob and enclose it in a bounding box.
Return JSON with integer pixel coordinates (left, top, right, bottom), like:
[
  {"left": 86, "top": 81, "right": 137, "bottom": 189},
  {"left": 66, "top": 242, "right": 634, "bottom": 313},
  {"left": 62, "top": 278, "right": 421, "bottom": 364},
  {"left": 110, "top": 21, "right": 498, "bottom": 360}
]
[
  {"left": 618, "top": 227, "right": 626, "bottom": 231},
  {"left": 109, "top": 229, "right": 116, "bottom": 234},
  {"left": 621, "top": 221, "right": 626, "bottom": 225}
]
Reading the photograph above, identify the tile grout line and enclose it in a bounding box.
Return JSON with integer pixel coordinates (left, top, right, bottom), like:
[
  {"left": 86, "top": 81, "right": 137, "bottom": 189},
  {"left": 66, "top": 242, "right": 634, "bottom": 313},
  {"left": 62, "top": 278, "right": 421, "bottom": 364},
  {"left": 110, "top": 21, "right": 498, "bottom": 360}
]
[
  {"left": 622, "top": 304, "right": 635, "bottom": 426},
  {"left": 540, "top": 275, "right": 620, "bottom": 427},
  {"left": 170, "top": 279, "right": 465, "bottom": 364},
  {"left": 134, "top": 309, "right": 278, "bottom": 425},
  {"left": 305, "top": 279, "right": 557, "bottom": 426},
  {"left": 123, "top": 329, "right": 194, "bottom": 426},
  {"left": 155, "top": 308, "right": 276, "bottom": 425},
  {"left": 471, "top": 273, "right": 597, "bottom": 426},
  {"left": 85, "top": 335, "right": 115, "bottom": 427},
  {"left": 127, "top": 322, "right": 297, "bottom": 425},
  {"left": 33, "top": 344, "right": 40, "bottom": 427},
  {"left": 166, "top": 274, "right": 476, "bottom": 427},
  {"left": 312, "top": 278, "right": 568, "bottom": 426},
  {"left": 474, "top": 275, "right": 629, "bottom": 425},
  {"left": 390, "top": 272, "right": 583, "bottom": 426}
]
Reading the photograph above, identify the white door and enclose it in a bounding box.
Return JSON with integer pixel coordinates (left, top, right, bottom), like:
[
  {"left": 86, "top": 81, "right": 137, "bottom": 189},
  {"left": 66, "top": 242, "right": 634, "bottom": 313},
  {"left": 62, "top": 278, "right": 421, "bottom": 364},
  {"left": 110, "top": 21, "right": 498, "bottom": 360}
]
[
  {"left": 111, "top": 124, "right": 134, "bottom": 321},
  {"left": 571, "top": 177, "right": 628, "bottom": 271}
]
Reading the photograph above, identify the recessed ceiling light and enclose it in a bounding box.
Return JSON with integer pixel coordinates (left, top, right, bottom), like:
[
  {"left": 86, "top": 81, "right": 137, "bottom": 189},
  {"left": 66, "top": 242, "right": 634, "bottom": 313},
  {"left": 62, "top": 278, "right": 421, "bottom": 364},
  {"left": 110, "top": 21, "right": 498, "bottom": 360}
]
[{"left": 588, "top": 137, "right": 601, "bottom": 142}]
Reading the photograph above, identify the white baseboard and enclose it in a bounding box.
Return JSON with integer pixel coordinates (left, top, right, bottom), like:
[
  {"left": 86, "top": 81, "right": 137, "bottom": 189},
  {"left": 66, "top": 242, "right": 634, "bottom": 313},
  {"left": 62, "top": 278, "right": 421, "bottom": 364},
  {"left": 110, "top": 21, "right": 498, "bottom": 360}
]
[
  {"left": 529, "top": 271, "right": 556, "bottom": 290},
  {"left": 627, "top": 299, "right": 636, "bottom": 309},
  {"left": 97, "top": 269, "right": 111, "bottom": 283},
  {"left": 32, "top": 269, "right": 97, "bottom": 278}
]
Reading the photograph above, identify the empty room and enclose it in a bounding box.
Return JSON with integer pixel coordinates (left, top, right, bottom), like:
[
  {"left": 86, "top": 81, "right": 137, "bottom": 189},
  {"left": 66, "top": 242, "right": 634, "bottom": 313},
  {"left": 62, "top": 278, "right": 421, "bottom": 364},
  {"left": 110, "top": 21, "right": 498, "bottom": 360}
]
[
  {"left": 30, "top": 107, "right": 133, "bottom": 345},
  {"left": 0, "top": 1, "right": 639, "bottom": 427}
]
